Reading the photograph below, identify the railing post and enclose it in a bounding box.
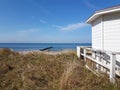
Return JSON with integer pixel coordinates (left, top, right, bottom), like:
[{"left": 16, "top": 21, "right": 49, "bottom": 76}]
[
  {"left": 92, "top": 51, "right": 96, "bottom": 59},
  {"left": 110, "top": 53, "right": 116, "bottom": 83},
  {"left": 84, "top": 48, "right": 86, "bottom": 61},
  {"left": 77, "top": 46, "right": 81, "bottom": 58},
  {"left": 96, "top": 52, "right": 100, "bottom": 71}
]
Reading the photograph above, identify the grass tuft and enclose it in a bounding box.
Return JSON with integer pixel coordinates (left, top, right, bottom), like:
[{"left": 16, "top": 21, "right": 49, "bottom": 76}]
[{"left": 0, "top": 49, "right": 120, "bottom": 90}]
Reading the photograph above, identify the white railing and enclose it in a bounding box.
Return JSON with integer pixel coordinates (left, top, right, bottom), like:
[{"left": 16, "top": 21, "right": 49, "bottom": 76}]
[{"left": 77, "top": 46, "right": 120, "bottom": 83}]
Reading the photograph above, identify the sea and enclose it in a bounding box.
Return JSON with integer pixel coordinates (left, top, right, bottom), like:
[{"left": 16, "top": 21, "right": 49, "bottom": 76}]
[{"left": 0, "top": 43, "right": 91, "bottom": 51}]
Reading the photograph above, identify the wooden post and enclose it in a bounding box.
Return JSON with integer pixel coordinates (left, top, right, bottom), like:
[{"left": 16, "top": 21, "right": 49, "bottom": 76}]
[
  {"left": 101, "top": 52, "right": 105, "bottom": 73},
  {"left": 109, "top": 53, "right": 116, "bottom": 83},
  {"left": 77, "top": 46, "right": 81, "bottom": 58},
  {"left": 84, "top": 48, "right": 86, "bottom": 62},
  {"left": 96, "top": 52, "right": 100, "bottom": 71},
  {"left": 92, "top": 51, "right": 96, "bottom": 59}
]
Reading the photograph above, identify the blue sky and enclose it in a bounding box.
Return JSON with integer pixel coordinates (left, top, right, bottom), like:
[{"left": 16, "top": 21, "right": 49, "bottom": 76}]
[{"left": 0, "top": 0, "right": 120, "bottom": 43}]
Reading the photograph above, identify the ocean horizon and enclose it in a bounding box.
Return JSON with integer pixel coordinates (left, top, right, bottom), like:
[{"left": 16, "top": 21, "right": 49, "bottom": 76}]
[{"left": 0, "top": 43, "right": 91, "bottom": 51}]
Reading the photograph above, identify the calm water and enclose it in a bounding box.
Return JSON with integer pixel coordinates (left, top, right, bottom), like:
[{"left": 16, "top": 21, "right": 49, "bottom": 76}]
[{"left": 0, "top": 43, "right": 91, "bottom": 51}]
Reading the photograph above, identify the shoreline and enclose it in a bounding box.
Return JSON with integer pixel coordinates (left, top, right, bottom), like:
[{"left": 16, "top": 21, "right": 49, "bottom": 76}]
[{"left": 18, "top": 49, "right": 76, "bottom": 55}]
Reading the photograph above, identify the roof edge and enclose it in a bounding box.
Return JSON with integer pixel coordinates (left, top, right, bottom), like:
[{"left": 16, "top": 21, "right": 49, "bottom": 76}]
[{"left": 86, "top": 5, "right": 120, "bottom": 24}]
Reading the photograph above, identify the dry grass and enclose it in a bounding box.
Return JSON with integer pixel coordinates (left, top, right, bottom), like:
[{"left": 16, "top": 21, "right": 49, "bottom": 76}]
[{"left": 0, "top": 48, "right": 120, "bottom": 90}]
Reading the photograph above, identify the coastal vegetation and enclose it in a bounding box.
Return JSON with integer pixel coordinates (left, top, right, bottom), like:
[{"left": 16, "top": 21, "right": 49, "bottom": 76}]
[{"left": 0, "top": 48, "right": 120, "bottom": 90}]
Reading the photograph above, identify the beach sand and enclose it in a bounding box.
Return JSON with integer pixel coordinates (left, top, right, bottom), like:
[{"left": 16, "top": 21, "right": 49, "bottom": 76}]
[{"left": 19, "top": 49, "right": 75, "bottom": 55}]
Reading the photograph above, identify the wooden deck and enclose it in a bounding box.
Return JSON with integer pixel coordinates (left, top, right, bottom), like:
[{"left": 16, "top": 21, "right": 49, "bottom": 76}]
[{"left": 77, "top": 46, "right": 120, "bottom": 83}]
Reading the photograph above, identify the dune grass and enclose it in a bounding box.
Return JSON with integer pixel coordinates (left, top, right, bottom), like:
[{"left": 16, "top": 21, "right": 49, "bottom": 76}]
[{"left": 0, "top": 48, "right": 120, "bottom": 90}]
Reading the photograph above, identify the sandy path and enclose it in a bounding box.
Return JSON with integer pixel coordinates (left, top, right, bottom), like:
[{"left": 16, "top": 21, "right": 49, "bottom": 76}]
[{"left": 19, "top": 49, "right": 75, "bottom": 55}]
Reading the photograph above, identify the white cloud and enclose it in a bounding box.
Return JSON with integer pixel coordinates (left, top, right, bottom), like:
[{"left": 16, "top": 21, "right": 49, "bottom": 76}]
[
  {"left": 84, "top": 0, "right": 98, "bottom": 9},
  {"left": 40, "top": 19, "right": 47, "bottom": 24},
  {"left": 52, "top": 24, "right": 62, "bottom": 28},
  {"left": 19, "top": 28, "right": 40, "bottom": 33},
  {"left": 0, "top": 28, "right": 41, "bottom": 43},
  {"left": 60, "top": 23, "right": 88, "bottom": 31}
]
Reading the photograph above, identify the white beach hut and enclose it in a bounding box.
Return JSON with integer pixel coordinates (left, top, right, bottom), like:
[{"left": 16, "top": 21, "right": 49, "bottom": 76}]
[
  {"left": 86, "top": 5, "right": 120, "bottom": 52},
  {"left": 88, "top": 5, "right": 120, "bottom": 82},
  {"left": 77, "top": 5, "right": 120, "bottom": 83}
]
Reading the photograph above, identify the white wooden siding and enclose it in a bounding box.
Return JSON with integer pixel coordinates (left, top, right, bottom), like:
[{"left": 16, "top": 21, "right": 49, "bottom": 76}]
[
  {"left": 103, "top": 12, "right": 120, "bottom": 52},
  {"left": 92, "top": 17, "right": 102, "bottom": 50}
]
